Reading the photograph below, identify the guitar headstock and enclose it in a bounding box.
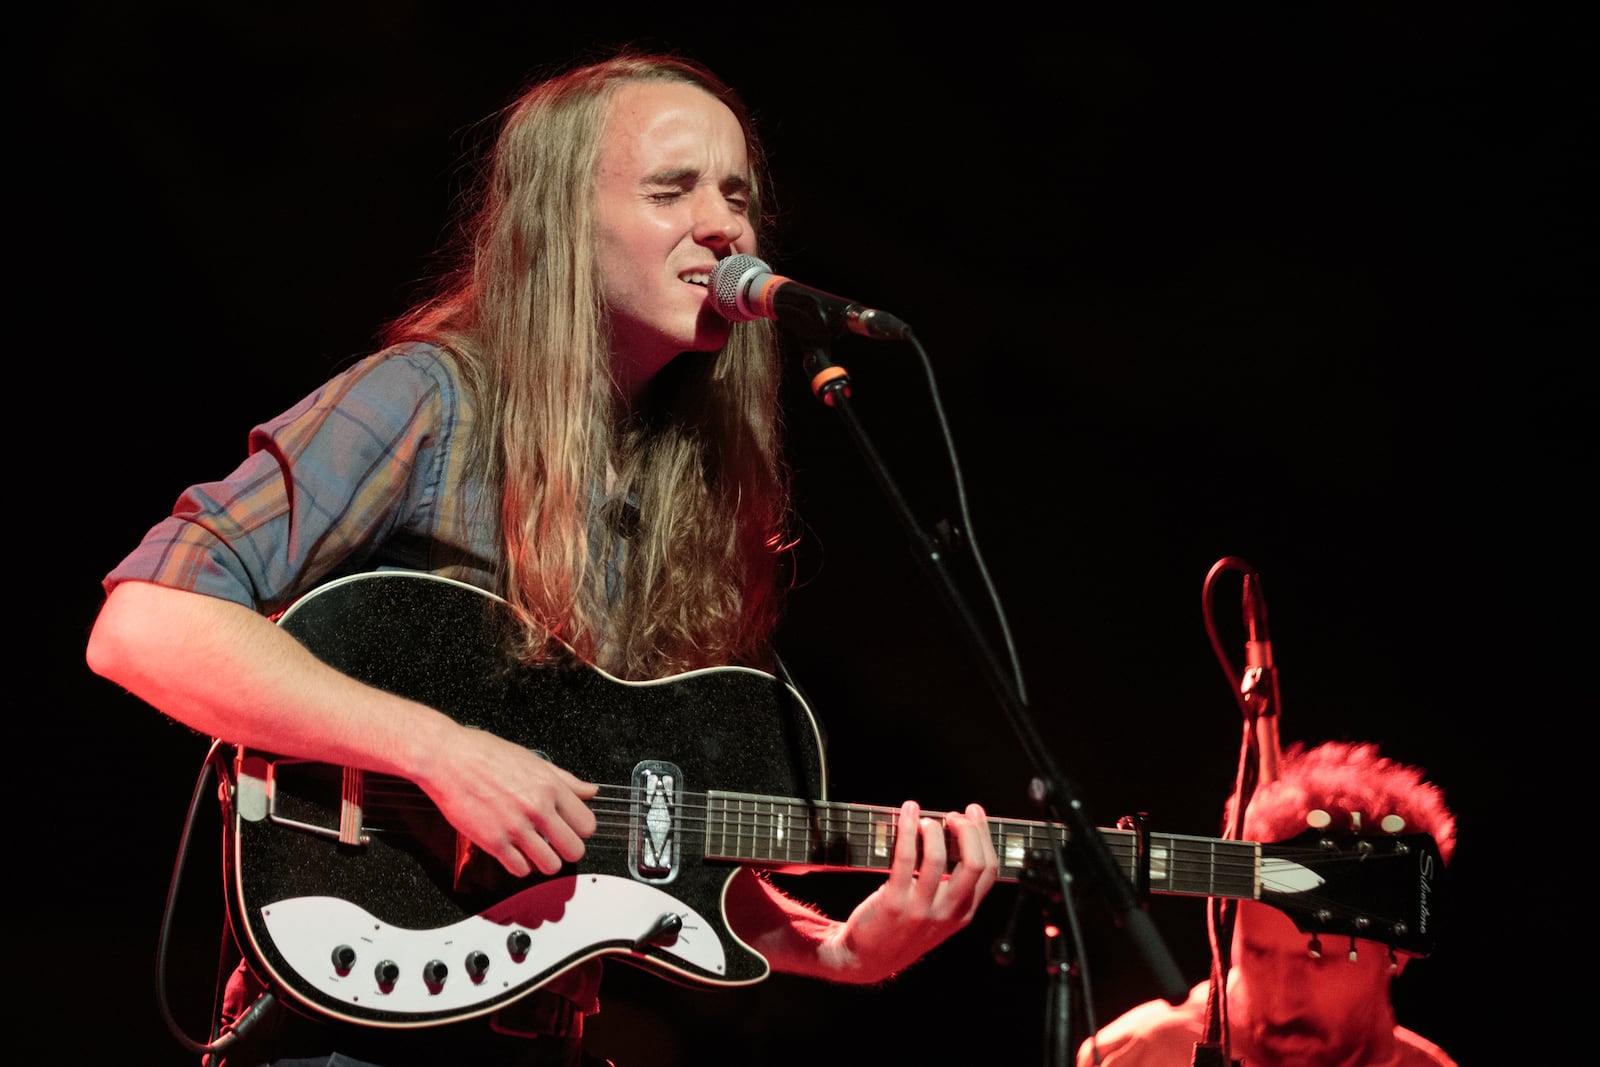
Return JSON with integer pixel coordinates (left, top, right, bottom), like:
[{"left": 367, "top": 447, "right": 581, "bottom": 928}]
[{"left": 1258, "top": 829, "right": 1445, "bottom": 957}]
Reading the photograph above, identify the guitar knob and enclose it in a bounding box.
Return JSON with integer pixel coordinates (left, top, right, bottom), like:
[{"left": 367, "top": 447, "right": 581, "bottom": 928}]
[
  {"left": 423, "top": 960, "right": 449, "bottom": 989},
  {"left": 637, "top": 912, "right": 684, "bottom": 947},
  {"left": 331, "top": 945, "right": 356, "bottom": 975},
  {"left": 464, "top": 950, "right": 491, "bottom": 981},
  {"left": 375, "top": 960, "right": 400, "bottom": 989},
  {"left": 507, "top": 929, "right": 532, "bottom": 960}
]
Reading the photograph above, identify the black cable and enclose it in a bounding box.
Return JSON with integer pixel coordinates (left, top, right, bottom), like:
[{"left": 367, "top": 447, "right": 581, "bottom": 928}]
[
  {"left": 1195, "top": 556, "right": 1275, "bottom": 1067},
  {"left": 155, "top": 739, "right": 279, "bottom": 1060}
]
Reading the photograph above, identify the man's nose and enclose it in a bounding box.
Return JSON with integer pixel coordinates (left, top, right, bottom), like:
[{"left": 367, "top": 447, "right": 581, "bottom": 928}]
[
  {"left": 1251, "top": 965, "right": 1310, "bottom": 1022},
  {"left": 694, "top": 192, "right": 744, "bottom": 247}
]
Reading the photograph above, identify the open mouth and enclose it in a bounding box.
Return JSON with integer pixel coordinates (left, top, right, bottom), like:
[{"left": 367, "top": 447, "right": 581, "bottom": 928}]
[{"left": 679, "top": 270, "right": 712, "bottom": 287}]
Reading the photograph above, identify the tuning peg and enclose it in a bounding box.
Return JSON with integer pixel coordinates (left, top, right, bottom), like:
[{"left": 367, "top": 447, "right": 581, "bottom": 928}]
[
  {"left": 1306, "top": 809, "right": 1332, "bottom": 829},
  {"left": 1349, "top": 811, "right": 1363, "bottom": 832},
  {"left": 1380, "top": 814, "right": 1406, "bottom": 834},
  {"left": 1347, "top": 936, "right": 1359, "bottom": 963},
  {"left": 1307, "top": 934, "right": 1323, "bottom": 959}
]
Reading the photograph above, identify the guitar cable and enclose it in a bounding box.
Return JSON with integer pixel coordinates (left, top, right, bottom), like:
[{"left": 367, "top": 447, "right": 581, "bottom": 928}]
[{"left": 155, "top": 738, "right": 280, "bottom": 1061}]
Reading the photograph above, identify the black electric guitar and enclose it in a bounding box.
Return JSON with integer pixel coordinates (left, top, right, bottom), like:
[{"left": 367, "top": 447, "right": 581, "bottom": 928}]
[{"left": 222, "top": 570, "right": 1445, "bottom": 1030}]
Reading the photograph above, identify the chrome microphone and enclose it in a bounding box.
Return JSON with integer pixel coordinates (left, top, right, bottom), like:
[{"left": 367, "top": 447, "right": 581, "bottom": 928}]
[{"left": 709, "top": 254, "right": 913, "bottom": 340}]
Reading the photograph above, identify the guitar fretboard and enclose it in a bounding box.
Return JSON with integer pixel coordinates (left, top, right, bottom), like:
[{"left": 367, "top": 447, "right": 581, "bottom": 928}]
[{"left": 703, "top": 792, "right": 1261, "bottom": 902}]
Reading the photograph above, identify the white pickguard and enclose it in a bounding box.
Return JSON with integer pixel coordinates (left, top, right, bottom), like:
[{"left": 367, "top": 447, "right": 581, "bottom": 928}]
[{"left": 259, "top": 874, "right": 727, "bottom": 1016}]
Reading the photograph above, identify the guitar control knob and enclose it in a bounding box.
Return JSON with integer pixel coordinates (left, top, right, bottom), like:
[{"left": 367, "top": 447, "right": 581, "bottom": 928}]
[
  {"left": 465, "top": 950, "right": 491, "bottom": 981},
  {"left": 507, "top": 930, "right": 532, "bottom": 960},
  {"left": 331, "top": 945, "right": 356, "bottom": 975},
  {"left": 375, "top": 960, "right": 400, "bottom": 989},
  {"left": 423, "top": 960, "right": 449, "bottom": 989},
  {"left": 637, "top": 912, "right": 684, "bottom": 948}
]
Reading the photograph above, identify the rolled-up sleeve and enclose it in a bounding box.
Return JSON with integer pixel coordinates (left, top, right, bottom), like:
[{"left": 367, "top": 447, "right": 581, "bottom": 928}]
[{"left": 104, "top": 343, "right": 484, "bottom": 614}]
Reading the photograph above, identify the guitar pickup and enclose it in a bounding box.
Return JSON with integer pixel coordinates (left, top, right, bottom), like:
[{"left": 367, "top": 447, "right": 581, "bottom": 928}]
[{"left": 628, "top": 761, "right": 681, "bottom": 882}]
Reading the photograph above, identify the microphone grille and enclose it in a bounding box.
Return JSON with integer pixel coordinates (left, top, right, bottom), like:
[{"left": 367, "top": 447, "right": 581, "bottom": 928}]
[{"left": 710, "top": 254, "right": 771, "bottom": 322}]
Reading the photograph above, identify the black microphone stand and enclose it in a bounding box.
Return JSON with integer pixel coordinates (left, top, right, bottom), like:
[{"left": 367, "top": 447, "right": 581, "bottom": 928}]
[{"left": 784, "top": 309, "right": 1188, "bottom": 1063}]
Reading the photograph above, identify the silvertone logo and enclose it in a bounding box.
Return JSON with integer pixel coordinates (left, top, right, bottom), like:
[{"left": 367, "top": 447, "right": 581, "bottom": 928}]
[{"left": 1417, "top": 851, "right": 1437, "bottom": 934}]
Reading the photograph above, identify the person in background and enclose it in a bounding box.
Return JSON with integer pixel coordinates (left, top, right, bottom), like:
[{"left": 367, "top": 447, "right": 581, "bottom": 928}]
[
  {"left": 1076, "top": 741, "right": 1458, "bottom": 1067},
  {"left": 86, "top": 49, "right": 998, "bottom": 1067}
]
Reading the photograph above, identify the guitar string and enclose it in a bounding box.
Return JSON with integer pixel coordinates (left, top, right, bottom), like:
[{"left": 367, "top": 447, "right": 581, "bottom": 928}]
[
  {"left": 330, "top": 790, "right": 1405, "bottom": 924},
  {"left": 360, "top": 783, "right": 1272, "bottom": 863},
  {"left": 350, "top": 781, "right": 1395, "bottom": 887},
  {"left": 316, "top": 784, "right": 1401, "bottom": 884},
  {"left": 467, "top": 819, "right": 1383, "bottom": 914}
]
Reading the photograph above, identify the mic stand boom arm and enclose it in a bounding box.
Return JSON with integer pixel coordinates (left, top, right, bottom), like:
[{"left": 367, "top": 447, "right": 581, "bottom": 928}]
[{"left": 788, "top": 313, "right": 1189, "bottom": 1031}]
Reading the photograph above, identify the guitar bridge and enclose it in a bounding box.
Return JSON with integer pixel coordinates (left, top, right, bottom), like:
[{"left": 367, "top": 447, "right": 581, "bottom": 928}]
[
  {"left": 236, "top": 752, "right": 370, "bottom": 846},
  {"left": 629, "top": 761, "right": 681, "bottom": 882}
]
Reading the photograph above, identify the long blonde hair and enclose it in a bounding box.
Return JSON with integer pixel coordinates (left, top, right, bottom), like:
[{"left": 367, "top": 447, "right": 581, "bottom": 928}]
[{"left": 384, "top": 51, "right": 791, "bottom": 679}]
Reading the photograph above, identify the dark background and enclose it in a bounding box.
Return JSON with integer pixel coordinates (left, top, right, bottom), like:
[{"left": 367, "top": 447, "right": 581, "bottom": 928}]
[{"left": 36, "top": 6, "right": 1585, "bottom": 1065}]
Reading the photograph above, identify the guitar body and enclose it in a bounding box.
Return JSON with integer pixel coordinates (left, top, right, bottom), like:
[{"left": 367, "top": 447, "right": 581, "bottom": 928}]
[{"left": 224, "top": 570, "right": 827, "bottom": 1028}]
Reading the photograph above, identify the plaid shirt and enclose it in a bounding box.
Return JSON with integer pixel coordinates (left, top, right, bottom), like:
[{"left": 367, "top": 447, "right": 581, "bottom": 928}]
[{"left": 104, "top": 342, "right": 496, "bottom": 614}]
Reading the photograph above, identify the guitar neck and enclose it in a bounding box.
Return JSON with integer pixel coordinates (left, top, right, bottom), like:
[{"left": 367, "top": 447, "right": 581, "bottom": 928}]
[{"left": 704, "top": 793, "right": 1259, "bottom": 902}]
